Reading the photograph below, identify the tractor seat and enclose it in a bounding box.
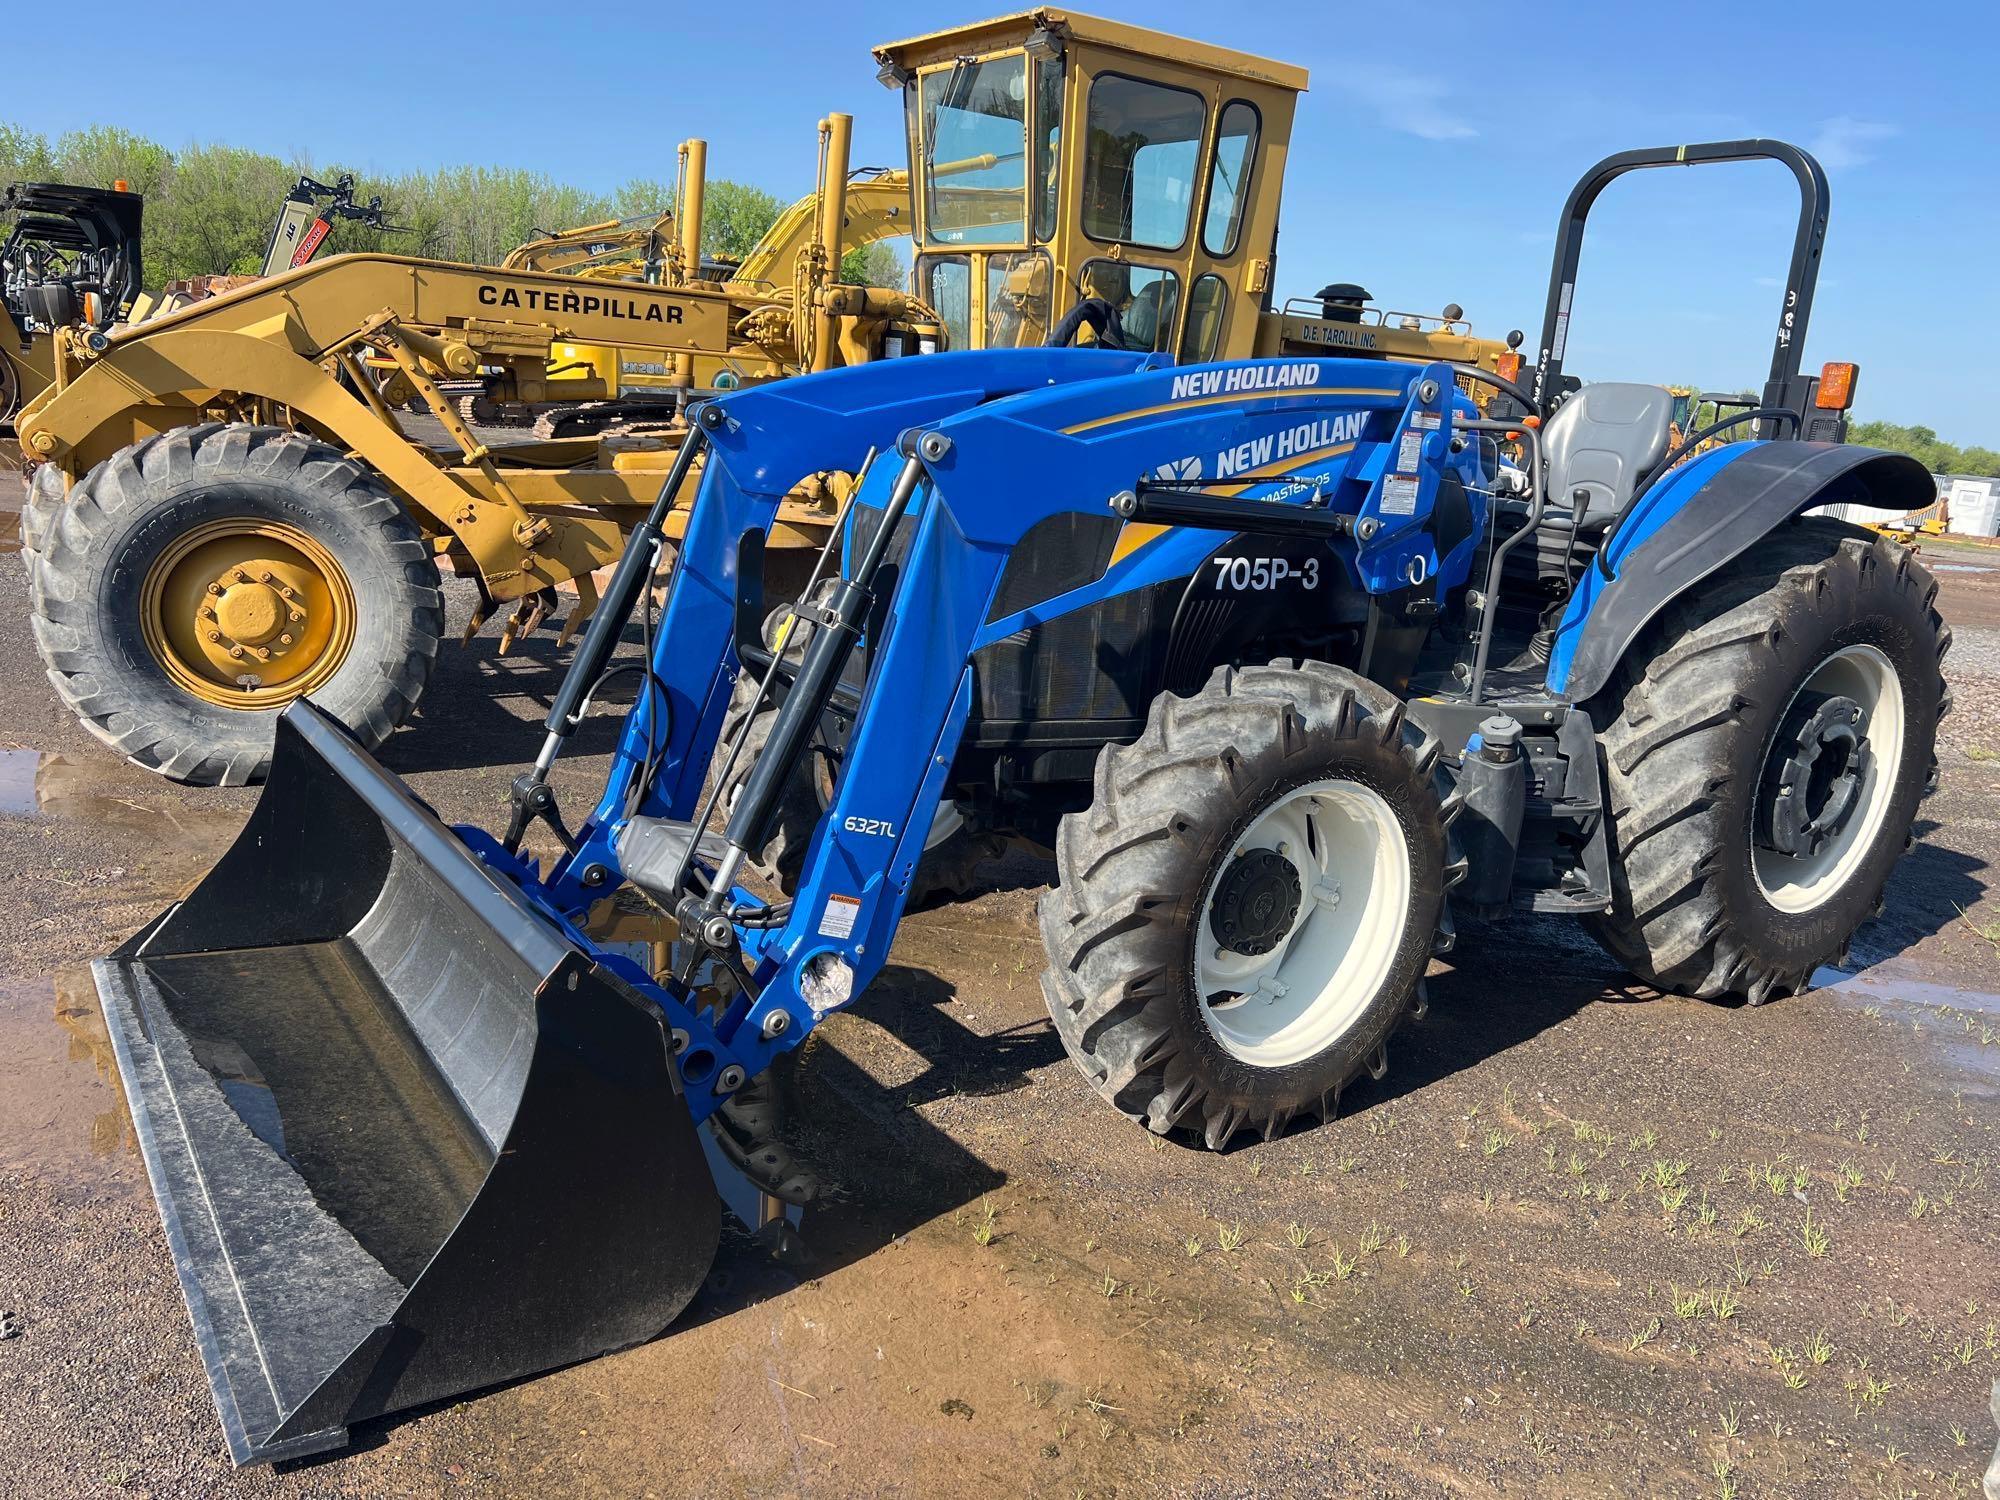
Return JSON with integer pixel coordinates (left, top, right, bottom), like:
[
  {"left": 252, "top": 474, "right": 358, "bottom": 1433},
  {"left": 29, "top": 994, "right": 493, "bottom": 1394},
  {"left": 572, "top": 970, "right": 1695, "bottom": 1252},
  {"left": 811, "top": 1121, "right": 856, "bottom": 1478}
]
[{"left": 1538, "top": 382, "right": 1677, "bottom": 530}]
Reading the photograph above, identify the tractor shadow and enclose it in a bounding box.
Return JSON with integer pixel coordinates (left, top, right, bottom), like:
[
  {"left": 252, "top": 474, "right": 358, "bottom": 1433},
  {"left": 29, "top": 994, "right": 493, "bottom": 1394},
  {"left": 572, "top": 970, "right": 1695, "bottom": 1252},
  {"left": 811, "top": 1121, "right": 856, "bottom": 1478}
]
[
  {"left": 1332, "top": 920, "right": 1619, "bottom": 1119},
  {"left": 306, "top": 963, "right": 1047, "bottom": 1470},
  {"left": 1851, "top": 817, "right": 1989, "bottom": 967},
  {"left": 679, "top": 961, "right": 1059, "bottom": 1328}
]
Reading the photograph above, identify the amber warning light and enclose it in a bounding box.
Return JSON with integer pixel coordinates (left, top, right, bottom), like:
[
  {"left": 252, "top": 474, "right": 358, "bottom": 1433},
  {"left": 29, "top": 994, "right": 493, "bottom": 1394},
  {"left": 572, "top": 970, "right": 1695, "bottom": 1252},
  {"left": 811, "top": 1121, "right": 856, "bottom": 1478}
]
[{"left": 1816, "top": 361, "right": 1858, "bottom": 410}]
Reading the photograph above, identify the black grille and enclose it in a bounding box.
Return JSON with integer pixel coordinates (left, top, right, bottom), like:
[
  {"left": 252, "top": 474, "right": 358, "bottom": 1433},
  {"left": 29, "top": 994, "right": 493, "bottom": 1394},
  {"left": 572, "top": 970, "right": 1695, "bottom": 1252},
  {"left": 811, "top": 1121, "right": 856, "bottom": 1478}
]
[{"left": 985, "top": 512, "right": 1120, "bottom": 623}]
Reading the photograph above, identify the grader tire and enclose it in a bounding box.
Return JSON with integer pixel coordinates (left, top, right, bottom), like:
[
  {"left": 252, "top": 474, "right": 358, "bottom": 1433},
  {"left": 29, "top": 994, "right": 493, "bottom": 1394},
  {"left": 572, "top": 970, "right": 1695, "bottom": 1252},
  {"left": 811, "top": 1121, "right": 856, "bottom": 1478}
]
[
  {"left": 30, "top": 423, "right": 443, "bottom": 785},
  {"left": 1587, "top": 519, "right": 1949, "bottom": 1003},
  {"left": 21, "top": 460, "right": 64, "bottom": 561},
  {"left": 1040, "top": 661, "right": 1458, "bottom": 1150}
]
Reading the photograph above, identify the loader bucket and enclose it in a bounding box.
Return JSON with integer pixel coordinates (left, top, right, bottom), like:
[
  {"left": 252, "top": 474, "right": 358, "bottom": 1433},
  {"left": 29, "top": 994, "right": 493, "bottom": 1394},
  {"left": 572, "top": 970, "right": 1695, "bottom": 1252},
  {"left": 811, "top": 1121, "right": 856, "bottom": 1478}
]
[{"left": 93, "top": 701, "right": 720, "bottom": 1465}]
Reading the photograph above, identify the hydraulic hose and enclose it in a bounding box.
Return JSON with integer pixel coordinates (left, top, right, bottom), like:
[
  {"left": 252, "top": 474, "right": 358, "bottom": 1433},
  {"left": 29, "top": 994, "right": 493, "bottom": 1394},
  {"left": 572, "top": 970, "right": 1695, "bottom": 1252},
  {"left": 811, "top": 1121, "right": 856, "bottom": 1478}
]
[{"left": 538, "top": 425, "right": 708, "bottom": 757}]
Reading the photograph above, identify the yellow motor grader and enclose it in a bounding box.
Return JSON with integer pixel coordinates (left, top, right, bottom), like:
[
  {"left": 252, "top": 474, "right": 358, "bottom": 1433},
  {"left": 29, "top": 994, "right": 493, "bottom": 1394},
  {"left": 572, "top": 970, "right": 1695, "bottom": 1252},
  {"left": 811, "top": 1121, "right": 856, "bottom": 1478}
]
[{"left": 20, "top": 9, "right": 1520, "bottom": 787}]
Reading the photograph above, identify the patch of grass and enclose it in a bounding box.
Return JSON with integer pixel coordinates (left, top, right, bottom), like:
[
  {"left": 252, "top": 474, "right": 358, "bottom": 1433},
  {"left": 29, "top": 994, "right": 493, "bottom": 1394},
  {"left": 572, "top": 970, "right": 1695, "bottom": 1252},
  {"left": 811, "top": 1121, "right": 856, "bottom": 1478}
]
[
  {"left": 972, "top": 1200, "right": 998, "bottom": 1246},
  {"left": 1957, "top": 906, "right": 2000, "bottom": 951},
  {"left": 1732, "top": 1206, "right": 1766, "bottom": 1238},
  {"left": 1359, "top": 1221, "right": 1389, "bottom": 1255},
  {"left": 1216, "top": 1222, "right": 1244, "bottom": 1253},
  {"left": 1628, "top": 1316, "right": 1661, "bottom": 1351},
  {"left": 1184, "top": 1235, "right": 1203, "bottom": 1258},
  {"left": 1285, "top": 1222, "right": 1310, "bottom": 1250},
  {"left": 1844, "top": 1370, "right": 1893, "bottom": 1416},
  {"left": 1798, "top": 1206, "right": 1831, "bottom": 1258},
  {"left": 1806, "top": 1329, "right": 1834, "bottom": 1365},
  {"left": 1968, "top": 745, "right": 2000, "bottom": 763},
  {"left": 1332, "top": 1248, "right": 1358, "bottom": 1281},
  {"left": 1520, "top": 1415, "right": 1555, "bottom": 1458}
]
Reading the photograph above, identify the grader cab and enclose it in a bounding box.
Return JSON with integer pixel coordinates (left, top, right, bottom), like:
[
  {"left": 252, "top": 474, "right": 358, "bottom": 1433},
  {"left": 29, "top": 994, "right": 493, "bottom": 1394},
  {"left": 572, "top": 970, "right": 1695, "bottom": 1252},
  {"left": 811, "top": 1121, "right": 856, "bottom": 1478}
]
[{"left": 875, "top": 11, "right": 1518, "bottom": 374}]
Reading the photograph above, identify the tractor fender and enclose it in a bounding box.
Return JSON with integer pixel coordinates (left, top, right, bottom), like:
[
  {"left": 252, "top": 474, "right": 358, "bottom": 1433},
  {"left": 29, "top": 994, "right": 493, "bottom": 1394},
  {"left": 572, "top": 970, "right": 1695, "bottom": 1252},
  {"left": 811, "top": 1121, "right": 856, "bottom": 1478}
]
[{"left": 1547, "top": 440, "right": 1933, "bottom": 703}]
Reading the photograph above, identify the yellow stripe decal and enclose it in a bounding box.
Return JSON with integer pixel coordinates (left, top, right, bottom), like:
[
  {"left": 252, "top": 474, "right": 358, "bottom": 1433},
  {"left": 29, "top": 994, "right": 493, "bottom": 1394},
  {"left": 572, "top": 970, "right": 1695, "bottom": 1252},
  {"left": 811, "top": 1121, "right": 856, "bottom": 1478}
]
[
  {"left": 1061, "top": 388, "right": 1400, "bottom": 436},
  {"left": 1106, "top": 441, "right": 1359, "bottom": 566}
]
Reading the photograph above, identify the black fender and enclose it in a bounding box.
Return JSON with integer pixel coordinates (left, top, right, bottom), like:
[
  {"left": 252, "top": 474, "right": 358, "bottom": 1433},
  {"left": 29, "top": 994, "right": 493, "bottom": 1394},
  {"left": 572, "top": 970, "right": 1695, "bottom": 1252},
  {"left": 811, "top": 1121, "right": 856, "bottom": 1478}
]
[{"left": 1547, "top": 442, "right": 1934, "bottom": 704}]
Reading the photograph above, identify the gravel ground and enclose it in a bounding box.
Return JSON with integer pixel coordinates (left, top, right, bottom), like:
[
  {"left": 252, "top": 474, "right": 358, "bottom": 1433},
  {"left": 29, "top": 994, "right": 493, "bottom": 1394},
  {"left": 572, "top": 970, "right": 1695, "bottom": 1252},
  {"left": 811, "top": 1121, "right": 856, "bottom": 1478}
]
[{"left": 2, "top": 471, "right": 1998, "bottom": 1496}]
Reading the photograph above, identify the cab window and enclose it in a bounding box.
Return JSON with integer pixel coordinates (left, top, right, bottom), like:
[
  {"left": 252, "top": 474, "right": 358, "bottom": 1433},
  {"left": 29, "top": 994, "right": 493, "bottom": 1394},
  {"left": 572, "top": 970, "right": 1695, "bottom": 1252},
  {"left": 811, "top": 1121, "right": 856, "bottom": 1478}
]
[
  {"left": 921, "top": 56, "right": 1029, "bottom": 246},
  {"left": 1179, "top": 274, "right": 1228, "bottom": 361},
  {"left": 1081, "top": 73, "right": 1206, "bottom": 250},
  {"left": 1202, "top": 101, "right": 1260, "bottom": 257},
  {"left": 985, "top": 251, "right": 1052, "bottom": 348},
  {"left": 1080, "top": 259, "right": 1181, "bottom": 352},
  {"left": 921, "top": 255, "right": 972, "bottom": 348},
  {"left": 1031, "top": 53, "right": 1064, "bottom": 244}
]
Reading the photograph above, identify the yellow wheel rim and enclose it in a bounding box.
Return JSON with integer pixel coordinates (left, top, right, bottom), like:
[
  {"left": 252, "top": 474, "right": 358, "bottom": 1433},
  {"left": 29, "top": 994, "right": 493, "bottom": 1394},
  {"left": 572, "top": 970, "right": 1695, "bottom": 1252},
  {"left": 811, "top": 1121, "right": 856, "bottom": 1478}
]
[{"left": 139, "top": 519, "right": 357, "bottom": 709}]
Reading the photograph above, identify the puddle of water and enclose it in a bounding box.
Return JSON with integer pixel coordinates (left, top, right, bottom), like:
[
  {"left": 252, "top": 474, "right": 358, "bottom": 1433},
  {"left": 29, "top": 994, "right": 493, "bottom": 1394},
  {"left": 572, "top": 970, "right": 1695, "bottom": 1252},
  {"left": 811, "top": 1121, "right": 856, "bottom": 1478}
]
[
  {"left": 1930, "top": 563, "right": 1994, "bottom": 574},
  {"left": 1811, "top": 962, "right": 2000, "bottom": 1018},
  {"left": 0, "top": 747, "right": 35, "bottom": 813},
  {"left": 0, "top": 746, "right": 227, "bottom": 834},
  {"left": 1810, "top": 960, "right": 2000, "bottom": 1093},
  {"left": 0, "top": 971, "right": 143, "bottom": 1198}
]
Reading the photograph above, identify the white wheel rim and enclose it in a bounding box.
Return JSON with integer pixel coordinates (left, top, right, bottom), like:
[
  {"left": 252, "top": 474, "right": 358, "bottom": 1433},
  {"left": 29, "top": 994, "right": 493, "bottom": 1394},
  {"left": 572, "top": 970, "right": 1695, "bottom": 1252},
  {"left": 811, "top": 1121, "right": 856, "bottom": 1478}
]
[
  {"left": 1195, "top": 778, "right": 1412, "bottom": 1069},
  {"left": 1752, "top": 643, "right": 1906, "bottom": 914}
]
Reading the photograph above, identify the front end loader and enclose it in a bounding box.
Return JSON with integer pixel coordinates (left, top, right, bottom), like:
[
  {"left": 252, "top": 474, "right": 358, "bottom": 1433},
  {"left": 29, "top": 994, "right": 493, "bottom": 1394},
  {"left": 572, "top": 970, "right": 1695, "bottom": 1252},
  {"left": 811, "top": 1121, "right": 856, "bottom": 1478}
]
[{"left": 87, "top": 139, "right": 1946, "bottom": 1463}]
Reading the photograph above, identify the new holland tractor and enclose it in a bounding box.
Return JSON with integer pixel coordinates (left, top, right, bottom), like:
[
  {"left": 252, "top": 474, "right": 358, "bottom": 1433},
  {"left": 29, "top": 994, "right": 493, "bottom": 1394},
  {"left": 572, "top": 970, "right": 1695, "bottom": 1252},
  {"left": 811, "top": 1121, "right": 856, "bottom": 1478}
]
[{"left": 86, "top": 136, "right": 1946, "bottom": 1463}]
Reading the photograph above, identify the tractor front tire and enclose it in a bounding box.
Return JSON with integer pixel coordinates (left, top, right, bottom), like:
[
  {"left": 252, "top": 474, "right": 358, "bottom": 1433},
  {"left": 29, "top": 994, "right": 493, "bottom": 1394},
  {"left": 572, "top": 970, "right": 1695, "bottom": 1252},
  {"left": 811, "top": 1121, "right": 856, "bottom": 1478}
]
[
  {"left": 1041, "top": 661, "right": 1455, "bottom": 1150},
  {"left": 30, "top": 424, "right": 443, "bottom": 785},
  {"left": 1588, "top": 519, "right": 1949, "bottom": 1002}
]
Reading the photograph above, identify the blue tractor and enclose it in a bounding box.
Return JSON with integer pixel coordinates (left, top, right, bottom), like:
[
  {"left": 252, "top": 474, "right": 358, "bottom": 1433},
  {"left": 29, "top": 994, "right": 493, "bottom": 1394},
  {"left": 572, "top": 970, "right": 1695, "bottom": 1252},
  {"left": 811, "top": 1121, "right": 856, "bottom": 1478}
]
[{"left": 88, "top": 142, "right": 1947, "bottom": 1462}]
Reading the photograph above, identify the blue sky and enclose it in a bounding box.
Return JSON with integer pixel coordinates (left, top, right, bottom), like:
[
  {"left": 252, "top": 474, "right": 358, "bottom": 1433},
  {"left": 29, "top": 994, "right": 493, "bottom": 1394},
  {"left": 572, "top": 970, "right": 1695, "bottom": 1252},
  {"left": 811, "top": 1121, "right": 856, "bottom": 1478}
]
[{"left": 10, "top": 1, "right": 1996, "bottom": 443}]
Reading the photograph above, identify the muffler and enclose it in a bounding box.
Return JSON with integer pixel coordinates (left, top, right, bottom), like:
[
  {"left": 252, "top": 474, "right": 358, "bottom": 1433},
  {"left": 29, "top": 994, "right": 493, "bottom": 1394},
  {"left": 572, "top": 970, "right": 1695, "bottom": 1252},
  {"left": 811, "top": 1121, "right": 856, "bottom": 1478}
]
[{"left": 94, "top": 702, "right": 719, "bottom": 1464}]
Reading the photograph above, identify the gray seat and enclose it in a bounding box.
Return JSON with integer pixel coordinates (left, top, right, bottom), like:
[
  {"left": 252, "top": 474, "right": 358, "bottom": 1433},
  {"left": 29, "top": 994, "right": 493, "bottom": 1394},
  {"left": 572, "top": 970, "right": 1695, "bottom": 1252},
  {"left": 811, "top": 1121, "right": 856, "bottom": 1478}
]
[{"left": 1539, "top": 382, "right": 1676, "bottom": 529}]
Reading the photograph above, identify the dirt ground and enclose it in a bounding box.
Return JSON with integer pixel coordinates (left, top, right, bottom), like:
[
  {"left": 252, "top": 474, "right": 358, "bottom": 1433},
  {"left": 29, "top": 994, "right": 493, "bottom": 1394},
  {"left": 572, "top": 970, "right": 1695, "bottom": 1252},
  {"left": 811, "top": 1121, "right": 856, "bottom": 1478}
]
[{"left": 3, "top": 462, "right": 1999, "bottom": 1497}]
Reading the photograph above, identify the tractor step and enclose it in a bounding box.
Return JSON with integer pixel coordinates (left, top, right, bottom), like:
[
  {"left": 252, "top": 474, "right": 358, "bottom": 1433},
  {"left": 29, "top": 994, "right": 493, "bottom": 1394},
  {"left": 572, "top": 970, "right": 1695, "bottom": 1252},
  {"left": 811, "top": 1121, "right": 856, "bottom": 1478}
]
[{"left": 96, "top": 703, "right": 719, "bottom": 1464}]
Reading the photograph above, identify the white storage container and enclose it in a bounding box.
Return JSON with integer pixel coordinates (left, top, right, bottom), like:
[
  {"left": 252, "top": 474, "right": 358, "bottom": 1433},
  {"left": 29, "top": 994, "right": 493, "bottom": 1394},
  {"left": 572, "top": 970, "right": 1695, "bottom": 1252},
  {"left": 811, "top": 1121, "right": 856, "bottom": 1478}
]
[{"left": 1948, "top": 477, "right": 2000, "bottom": 538}]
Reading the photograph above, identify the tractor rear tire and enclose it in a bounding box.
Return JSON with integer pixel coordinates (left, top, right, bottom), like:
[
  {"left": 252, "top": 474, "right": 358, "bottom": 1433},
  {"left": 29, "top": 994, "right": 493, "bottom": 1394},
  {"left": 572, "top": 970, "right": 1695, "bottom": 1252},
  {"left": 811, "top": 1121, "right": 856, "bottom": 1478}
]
[
  {"left": 30, "top": 424, "right": 443, "bottom": 785},
  {"left": 1587, "top": 519, "right": 1948, "bottom": 1003},
  {"left": 1040, "top": 661, "right": 1456, "bottom": 1150}
]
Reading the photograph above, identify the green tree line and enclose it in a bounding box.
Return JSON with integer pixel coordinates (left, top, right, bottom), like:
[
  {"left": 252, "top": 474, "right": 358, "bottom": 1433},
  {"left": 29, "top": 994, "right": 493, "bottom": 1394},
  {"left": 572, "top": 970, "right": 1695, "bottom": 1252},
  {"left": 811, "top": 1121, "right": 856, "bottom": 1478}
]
[
  {"left": 1845, "top": 419, "right": 2000, "bottom": 479},
  {"left": 1680, "top": 393, "right": 1994, "bottom": 481},
  {"left": 2, "top": 122, "right": 903, "bottom": 289}
]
